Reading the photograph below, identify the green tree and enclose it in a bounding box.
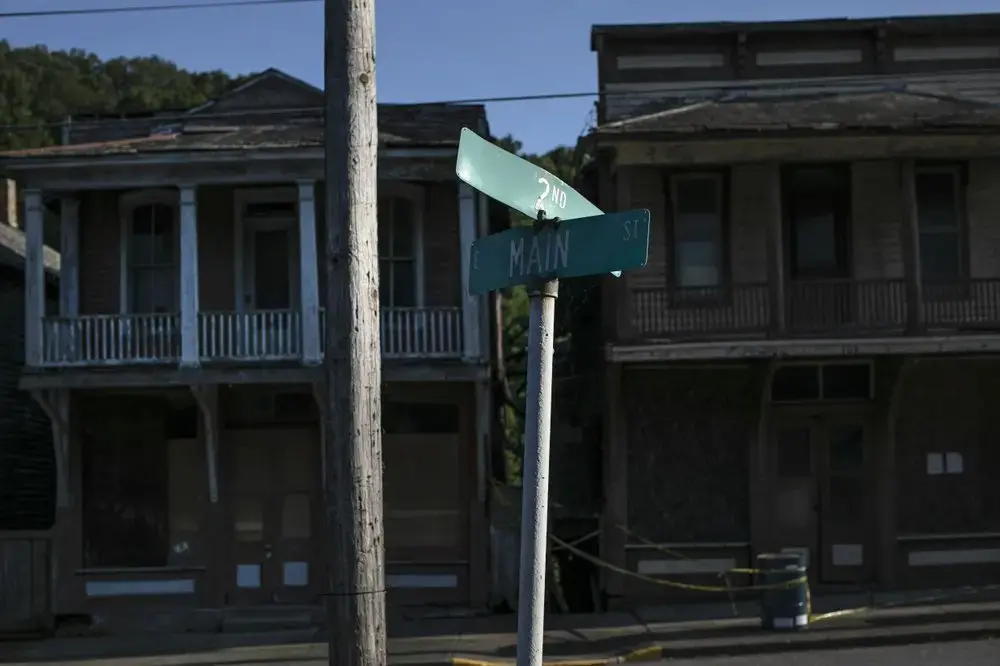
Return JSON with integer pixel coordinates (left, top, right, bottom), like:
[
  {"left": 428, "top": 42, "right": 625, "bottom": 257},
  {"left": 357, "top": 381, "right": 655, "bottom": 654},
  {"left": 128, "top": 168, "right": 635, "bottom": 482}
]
[
  {"left": 491, "top": 134, "right": 593, "bottom": 483},
  {"left": 0, "top": 41, "right": 252, "bottom": 150}
]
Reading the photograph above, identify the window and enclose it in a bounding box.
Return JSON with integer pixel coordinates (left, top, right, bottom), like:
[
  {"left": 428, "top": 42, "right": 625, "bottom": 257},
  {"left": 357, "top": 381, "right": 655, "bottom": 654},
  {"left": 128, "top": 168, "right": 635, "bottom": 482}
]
[
  {"left": 770, "top": 363, "right": 872, "bottom": 402},
  {"left": 378, "top": 196, "right": 418, "bottom": 307},
  {"left": 127, "top": 198, "right": 177, "bottom": 314},
  {"left": 784, "top": 167, "right": 850, "bottom": 278},
  {"left": 669, "top": 174, "right": 725, "bottom": 288},
  {"left": 915, "top": 166, "right": 965, "bottom": 284}
]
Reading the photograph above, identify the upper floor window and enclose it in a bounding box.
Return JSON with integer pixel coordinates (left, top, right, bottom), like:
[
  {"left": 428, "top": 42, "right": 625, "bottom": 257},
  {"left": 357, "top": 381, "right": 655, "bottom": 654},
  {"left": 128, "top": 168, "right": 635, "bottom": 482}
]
[
  {"left": 669, "top": 173, "right": 724, "bottom": 288},
  {"left": 784, "top": 166, "right": 850, "bottom": 279},
  {"left": 378, "top": 196, "right": 418, "bottom": 307},
  {"left": 127, "top": 198, "right": 177, "bottom": 314},
  {"left": 916, "top": 165, "right": 965, "bottom": 284}
]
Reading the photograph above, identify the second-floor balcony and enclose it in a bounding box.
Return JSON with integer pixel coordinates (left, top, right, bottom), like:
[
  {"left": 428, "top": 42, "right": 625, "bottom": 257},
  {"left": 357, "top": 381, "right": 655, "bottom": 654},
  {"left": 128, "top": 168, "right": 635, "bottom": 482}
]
[
  {"left": 37, "top": 306, "right": 464, "bottom": 368},
  {"left": 628, "top": 278, "right": 1000, "bottom": 342}
]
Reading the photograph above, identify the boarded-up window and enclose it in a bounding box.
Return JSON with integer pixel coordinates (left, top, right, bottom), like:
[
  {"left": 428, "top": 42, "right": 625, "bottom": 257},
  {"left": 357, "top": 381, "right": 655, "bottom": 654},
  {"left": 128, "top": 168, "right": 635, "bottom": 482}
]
[
  {"left": 383, "top": 401, "right": 459, "bottom": 434},
  {"left": 81, "top": 398, "right": 175, "bottom": 567}
]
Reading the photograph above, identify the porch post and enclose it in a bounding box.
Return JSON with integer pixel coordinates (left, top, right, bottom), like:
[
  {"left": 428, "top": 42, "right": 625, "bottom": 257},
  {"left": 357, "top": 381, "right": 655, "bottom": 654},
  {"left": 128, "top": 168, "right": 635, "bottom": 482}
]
[
  {"left": 899, "top": 160, "right": 924, "bottom": 333},
  {"left": 298, "top": 180, "right": 321, "bottom": 364},
  {"left": 60, "top": 197, "right": 80, "bottom": 317},
  {"left": 764, "top": 163, "right": 786, "bottom": 336},
  {"left": 179, "top": 184, "right": 200, "bottom": 367},
  {"left": 23, "top": 188, "right": 44, "bottom": 366},
  {"left": 458, "top": 182, "right": 482, "bottom": 361}
]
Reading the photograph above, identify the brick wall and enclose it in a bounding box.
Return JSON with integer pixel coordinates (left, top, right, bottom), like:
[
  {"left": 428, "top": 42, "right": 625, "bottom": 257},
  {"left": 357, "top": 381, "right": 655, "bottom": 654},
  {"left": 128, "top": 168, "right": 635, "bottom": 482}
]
[{"left": 77, "top": 180, "right": 463, "bottom": 315}]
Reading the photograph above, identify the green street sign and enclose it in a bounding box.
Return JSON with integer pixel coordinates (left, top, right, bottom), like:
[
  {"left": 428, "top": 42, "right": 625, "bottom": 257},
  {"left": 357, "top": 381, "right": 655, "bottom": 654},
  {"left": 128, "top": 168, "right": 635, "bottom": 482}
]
[
  {"left": 455, "top": 128, "right": 622, "bottom": 278},
  {"left": 468, "top": 209, "right": 650, "bottom": 295},
  {"left": 456, "top": 128, "right": 601, "bottom": 222}
]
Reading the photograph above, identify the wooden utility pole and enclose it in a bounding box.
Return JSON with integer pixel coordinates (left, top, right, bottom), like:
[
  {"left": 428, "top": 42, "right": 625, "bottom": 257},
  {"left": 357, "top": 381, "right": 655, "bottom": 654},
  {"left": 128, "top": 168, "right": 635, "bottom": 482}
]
[{"left": 323, "top": 0, "right": 385, "bottom": 665}]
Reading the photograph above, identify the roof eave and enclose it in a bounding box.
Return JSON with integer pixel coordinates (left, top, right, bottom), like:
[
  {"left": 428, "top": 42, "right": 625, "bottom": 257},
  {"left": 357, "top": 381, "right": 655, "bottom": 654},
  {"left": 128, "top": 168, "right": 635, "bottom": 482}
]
[
  {"left": 0, "top": 143, "right": 460, "bottom": 173},
  {"left": 593, "top": 125, "right": 1000, "bottom": 142}
]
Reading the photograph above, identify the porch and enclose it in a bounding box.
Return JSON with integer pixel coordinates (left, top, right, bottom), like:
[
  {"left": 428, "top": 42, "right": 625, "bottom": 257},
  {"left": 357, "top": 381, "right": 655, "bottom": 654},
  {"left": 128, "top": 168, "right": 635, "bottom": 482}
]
[
  {"left": 37, "top": 306, "right": 463, "bottom": 367},
  {"left": 628, "top": 278, "right": 1000, "bottom": 341}
]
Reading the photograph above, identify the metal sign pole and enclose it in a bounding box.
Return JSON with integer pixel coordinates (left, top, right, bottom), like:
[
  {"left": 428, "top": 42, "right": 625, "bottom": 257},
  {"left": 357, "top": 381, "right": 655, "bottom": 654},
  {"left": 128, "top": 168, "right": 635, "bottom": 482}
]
[{"left": 515, "top": 214, "right": 560, "bottom": 666}]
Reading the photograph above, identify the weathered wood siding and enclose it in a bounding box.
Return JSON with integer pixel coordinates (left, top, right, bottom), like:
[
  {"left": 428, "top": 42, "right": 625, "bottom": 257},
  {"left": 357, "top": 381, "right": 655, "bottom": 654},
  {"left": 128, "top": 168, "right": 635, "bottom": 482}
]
[
  {"left": 615, "top": 158, "right": 1000, "bottom": 340},
  {"left": 0, "top": 273, "right": 56, "bottom": 529},
  {"left": 596, "top": 19, "right": 1000, "bottom": 122},
  {"left": 0, "top": 268, "right": 57, "bottom": 632}
]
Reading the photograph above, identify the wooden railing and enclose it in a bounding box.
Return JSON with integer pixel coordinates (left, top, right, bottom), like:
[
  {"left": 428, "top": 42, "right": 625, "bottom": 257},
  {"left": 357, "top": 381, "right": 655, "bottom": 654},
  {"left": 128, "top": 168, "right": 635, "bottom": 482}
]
[
  {"left": 41, "top": 313, "right": 180, "bottom": 366},
  {"left": 36, "top": 306, "right": 464, "bottom": 367},
  {"left": 199, "top": 310, "right": 302, "bottom": 361},
  {"left": 319, "top": 306, "right": 464, "bottom": 359},
  {"left": 629, "top": 278, "right": 1000, "bottom": 341}
]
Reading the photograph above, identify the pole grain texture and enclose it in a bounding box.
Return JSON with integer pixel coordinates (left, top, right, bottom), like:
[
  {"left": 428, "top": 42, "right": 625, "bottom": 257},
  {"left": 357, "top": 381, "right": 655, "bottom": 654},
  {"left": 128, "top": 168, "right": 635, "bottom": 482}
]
[{"left": 323, "top": 0, "right": 386, "bottom": 664}]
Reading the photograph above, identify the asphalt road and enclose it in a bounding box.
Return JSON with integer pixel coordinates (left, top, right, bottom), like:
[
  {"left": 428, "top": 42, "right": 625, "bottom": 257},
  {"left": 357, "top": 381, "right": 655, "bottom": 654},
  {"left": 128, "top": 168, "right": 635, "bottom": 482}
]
[{"left": 659, "top": 638, "right": 1000, "bottom": 665}]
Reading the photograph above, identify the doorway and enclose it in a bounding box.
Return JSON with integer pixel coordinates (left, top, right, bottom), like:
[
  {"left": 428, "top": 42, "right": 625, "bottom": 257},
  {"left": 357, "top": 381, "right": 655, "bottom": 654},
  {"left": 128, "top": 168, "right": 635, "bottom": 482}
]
[
  {"left": 226, "top": 429, "right": 320, "bottom": 605},
  {"left": 770, "top": 416, "right": 870, "bottom": 584},
  {"left": 241, "top": 214, "right": 301, "bottom": 357}
]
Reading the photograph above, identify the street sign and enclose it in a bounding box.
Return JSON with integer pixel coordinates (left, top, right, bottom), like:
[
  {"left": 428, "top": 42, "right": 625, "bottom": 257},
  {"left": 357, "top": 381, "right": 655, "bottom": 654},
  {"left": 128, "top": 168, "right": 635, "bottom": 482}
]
[
  {"left": 455, "top": 128, "right": 622, "bottom": 278},
  {"left": 468, "top": 208, "right": 650, "bottom": 294}
]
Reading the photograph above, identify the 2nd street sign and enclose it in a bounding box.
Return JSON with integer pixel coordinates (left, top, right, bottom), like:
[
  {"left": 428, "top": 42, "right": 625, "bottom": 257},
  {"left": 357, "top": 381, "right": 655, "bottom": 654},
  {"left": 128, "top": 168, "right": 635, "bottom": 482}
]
[
  {"left": 468, "top": 209, "right": 651, "bottom": 295},
  {"left": 455, "top": 128, "right": 622, "bottom": 278}
]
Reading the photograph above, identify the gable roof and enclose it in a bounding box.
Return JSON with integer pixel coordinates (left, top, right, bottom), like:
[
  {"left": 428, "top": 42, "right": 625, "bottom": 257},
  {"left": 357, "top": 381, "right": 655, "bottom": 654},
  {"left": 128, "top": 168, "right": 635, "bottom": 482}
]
[
  {"left": 3, "top": 68, "right": 489, "bottom": 161},
  {"left": 593, "top": 88, "right": 1000, "bottom": 137},
  {"left": 187, "top": 68, "right": 323, "bottom": 115}
]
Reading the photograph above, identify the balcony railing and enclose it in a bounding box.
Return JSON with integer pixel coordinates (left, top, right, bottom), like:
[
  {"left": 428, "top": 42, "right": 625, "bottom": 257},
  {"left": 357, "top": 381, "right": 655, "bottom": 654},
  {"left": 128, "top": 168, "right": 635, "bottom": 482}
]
[
  {"left": 41, "top": 313, "right": 180, "bottom": 366},
  {"left": 36, "top": 306, "right": 464, "bottom": 368},
  {"left": 199, "top": 310, "right": 302, "bottom": 361},
  {"left": 319, "top": 306, "right": 464, "bottom": 359},
  {"left": 630, "top": 278, "right": 1000, "bottom": 341}
]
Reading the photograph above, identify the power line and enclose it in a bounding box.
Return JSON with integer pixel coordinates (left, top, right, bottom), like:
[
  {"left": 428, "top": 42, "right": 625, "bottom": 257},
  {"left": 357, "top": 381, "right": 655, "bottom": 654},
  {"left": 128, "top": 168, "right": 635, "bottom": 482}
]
[
  {"left": 0, "top": 0, "right": 318, "bottom": 19},
  {"left": 0, "top": 61, "right": 996, "bottom": 134}
]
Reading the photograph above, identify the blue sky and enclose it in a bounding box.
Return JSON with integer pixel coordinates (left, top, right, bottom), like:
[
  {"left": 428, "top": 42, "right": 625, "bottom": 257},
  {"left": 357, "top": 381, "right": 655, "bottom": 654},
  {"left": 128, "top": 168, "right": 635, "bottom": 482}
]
[{"left": 5, "top": 0, "right": 998, "bottom": 154}]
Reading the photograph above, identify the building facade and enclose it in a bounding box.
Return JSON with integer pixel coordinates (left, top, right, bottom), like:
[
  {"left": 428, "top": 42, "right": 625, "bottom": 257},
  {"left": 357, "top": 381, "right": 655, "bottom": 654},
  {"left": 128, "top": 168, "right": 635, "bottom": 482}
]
[
  {"left": 588, "top": 13, "right": 1000, "bottom": 607},
  {"left": 1, "top": 69, "right": 498, "bottom": 626}
]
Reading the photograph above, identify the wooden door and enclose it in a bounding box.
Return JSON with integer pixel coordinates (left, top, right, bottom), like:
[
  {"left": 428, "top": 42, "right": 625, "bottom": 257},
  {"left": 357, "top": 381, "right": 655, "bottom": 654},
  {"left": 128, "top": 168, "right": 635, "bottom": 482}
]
[
  {"left": 272, "top": 433, "right": 320, "bottom": 604},
  {"left": 230, "top": 434, "right": 274, "bottom": 605},
  {"left": 817, "top": 419, "right": 870, "bottom": 584},
  {"left": 227, "top": 429, "right": 320, "bottom": 605},
  {"left": 769, "top": 422, "right": 820, "bottom": 578}
]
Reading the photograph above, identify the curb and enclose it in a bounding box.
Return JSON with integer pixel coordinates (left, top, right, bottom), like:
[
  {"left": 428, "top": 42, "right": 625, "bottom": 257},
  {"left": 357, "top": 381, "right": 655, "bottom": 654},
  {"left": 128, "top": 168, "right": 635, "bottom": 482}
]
[{"left": 446, "top": 618, "right": 1000, "bottom": 665}]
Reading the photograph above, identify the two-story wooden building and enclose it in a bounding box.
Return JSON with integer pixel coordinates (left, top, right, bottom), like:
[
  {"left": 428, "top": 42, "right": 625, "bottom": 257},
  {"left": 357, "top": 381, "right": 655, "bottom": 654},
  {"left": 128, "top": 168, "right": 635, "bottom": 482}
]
[
  {"left": 587, "top": 13, "right": 1000, "bottom": 608},
  {"left": 0, "top": 69, "right": 497, "bottom": 627}
]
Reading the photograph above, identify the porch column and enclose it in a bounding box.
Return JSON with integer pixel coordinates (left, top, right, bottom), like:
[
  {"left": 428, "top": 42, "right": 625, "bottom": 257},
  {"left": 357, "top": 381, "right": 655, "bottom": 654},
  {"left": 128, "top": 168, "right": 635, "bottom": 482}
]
[
  {"left": 179, "top": 185, "right": 199, "bottom": 367},
  {"left": 60, "top": 196, "right": 80, "bottom": 316},
  {"left": 458, "top": 182, "right": 482, "bottom": 361},
  {"left": 763, "top": 163, "right": 786, "bottom": 336},
  {"left": 899, "top": 160, "right": 924, "bottom": 333},
  {"left": 298, "top": 180, "right": 321, "bottom": 364},
  {"left": 23, "top": 188, "right": 44, "bottom": 366}
]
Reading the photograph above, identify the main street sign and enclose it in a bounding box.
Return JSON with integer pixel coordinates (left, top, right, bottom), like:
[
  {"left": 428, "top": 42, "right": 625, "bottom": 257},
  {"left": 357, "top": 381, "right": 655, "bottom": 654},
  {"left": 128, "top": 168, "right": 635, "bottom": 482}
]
[
  {"left": 455, "top": 128, "right": 624, "bottom": 278},
  {"left": 468, "top": 209, "right": 651, "bottom": 295}
]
